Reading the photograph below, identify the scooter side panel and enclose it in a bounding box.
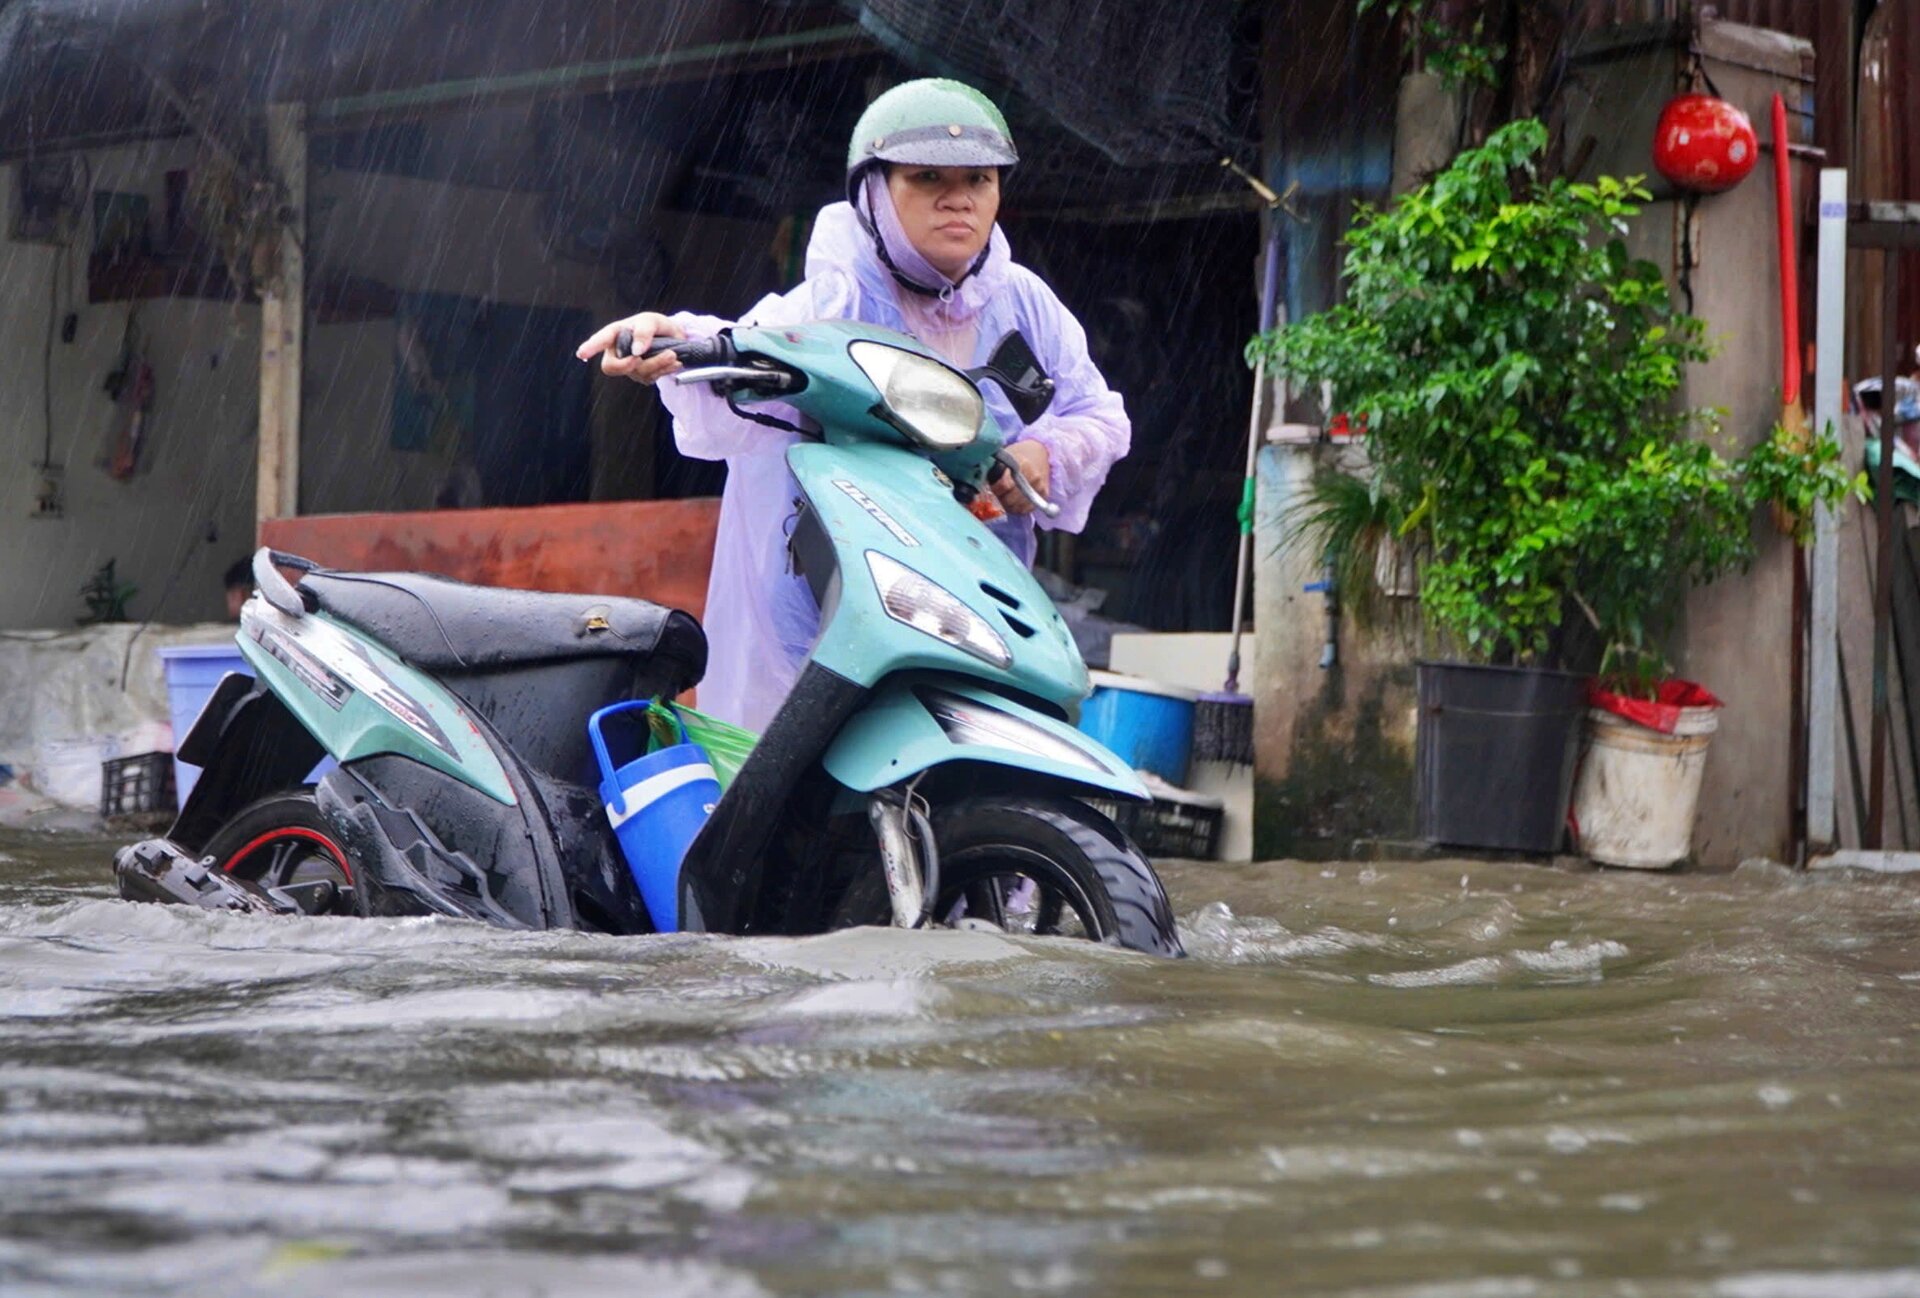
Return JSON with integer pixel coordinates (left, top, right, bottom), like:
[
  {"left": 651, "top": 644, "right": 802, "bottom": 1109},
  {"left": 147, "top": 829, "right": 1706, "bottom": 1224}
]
[
  {"left": 788, "top": 441, "right": 1090, "bottom": 706},
  {"left": 823, "top": 677, "right": 1148, "bottom": 800},
  {"left": 237, "top": 604, "right": 517, "bottom": 806}
]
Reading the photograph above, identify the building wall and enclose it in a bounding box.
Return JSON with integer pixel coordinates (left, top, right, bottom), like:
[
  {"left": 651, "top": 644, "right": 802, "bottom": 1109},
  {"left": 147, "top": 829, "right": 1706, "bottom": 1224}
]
[
  {"left": 1560, "top": 24, "right": 1800, "bottom": 860},
  {"left": 0, "top": 142, "right": 570, "bottom": 628},
  {"left": 1250, "top": 0, "right": 1419, "bottom": 860},
  {"left": 0, "top": 143, "right": 261, "bottom": 630},
  {"left": 1252, "top": 441, "right": 1418, "bottom": 859},
  {"left": 0, "top": 135, "right": 775, "bottom": 629}
]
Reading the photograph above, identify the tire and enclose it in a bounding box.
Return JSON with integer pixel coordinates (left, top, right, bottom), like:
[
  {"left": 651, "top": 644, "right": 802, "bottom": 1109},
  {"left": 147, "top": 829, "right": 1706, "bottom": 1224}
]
[
  {"left": 929, "top": 796, "right": 1184, "bottom": 957},
  {"left": 201, "top": 792, "right": 354, "bottom": 916}
]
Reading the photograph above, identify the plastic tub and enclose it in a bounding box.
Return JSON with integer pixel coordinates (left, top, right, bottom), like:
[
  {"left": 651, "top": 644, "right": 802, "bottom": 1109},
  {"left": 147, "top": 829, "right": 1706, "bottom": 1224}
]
[
  {"left": 158, "top": 645, "right": 251, "bottom": 808},
  {"left": 1078, "top": 670, "right": 1200, "bottom": 786},
  {"left": 158, "top": 644, "right": 333, "bottom": 809},
  {"left": 590, "top": 700, "right": 719, "bottom": 934},
  {"left": 1571, "top": 704, "right": 1720, "bottom": 868}
]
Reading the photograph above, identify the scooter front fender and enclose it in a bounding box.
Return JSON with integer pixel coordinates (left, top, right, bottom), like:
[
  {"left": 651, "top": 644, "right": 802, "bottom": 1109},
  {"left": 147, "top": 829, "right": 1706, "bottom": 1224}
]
[{"left": 822, "top": 677, "right": 1148, "bottom": 801}]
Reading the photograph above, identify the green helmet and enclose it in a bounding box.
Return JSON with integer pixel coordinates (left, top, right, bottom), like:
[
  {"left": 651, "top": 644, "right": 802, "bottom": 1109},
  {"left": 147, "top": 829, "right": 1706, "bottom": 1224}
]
[{"left": 846, "top": 78, "right": 1019, "bottom": 182}]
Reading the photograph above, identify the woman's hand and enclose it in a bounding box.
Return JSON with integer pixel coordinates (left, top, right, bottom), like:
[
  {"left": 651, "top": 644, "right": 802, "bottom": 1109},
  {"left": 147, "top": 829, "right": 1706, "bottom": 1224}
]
[
  {"left": 992, "top": 440, "right": 1051, "bottom": 516},
  {"left": 575, "top": 312, "right": 686, "bottom": 385}
]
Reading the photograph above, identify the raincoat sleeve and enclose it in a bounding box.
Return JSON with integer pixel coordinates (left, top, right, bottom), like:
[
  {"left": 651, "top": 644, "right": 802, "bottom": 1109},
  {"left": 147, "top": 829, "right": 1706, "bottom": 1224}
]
[
  {"left": 656, "top": 270, "right": 859, "bottom": 462},
  {"left": 1011, "top": 277, "right": 1131, "bottom": 534}
]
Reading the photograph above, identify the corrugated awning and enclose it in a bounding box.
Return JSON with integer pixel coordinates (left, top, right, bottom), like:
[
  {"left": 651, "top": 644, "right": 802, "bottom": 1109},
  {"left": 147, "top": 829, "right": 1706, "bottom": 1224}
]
[
  {"left": 846, "top": 0, "right": 1252, "bottom": 168},
  {"left": 0, "top": 0, "right": 863, "bottom": 156}
]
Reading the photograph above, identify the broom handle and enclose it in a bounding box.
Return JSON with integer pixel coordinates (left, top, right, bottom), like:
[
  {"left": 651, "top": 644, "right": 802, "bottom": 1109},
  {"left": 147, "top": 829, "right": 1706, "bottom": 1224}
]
[
  {"left": 1225, "top": 221, "right": 1287, "bottom": 693},
  {"left": 1224, "top": 354, "right": 1267, "bottom": 693}
]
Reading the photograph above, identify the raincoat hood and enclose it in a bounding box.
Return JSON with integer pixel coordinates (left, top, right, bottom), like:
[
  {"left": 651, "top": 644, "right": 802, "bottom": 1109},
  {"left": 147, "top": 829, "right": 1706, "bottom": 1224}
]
[{"left": 806, "top": 185, "right": 1012, "bottom": 325}]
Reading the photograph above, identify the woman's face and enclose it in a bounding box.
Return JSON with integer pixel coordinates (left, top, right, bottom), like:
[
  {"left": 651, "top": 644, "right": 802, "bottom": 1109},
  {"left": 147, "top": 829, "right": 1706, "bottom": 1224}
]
[{"left": 885, "top": 165, "right": 1000, "bottom": 280}]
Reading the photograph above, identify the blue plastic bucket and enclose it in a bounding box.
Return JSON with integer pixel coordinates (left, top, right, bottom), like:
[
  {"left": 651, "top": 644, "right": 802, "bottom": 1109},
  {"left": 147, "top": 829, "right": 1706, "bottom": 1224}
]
[
  {"left": 158, "top": 644, "right": 334, "bottom": 809},
  {"left": 158, "top": 646, "right": 249, "bottom": 806},
  {"left": 1077, "top": 671, "right": 1200, "bottom": 785},
  {"left": 588, "top": 700, "right": 719, "bottom": 934}
]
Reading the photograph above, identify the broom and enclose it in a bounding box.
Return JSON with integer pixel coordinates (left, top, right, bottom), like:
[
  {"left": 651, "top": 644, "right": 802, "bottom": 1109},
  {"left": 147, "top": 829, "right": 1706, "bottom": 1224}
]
[{"left": 1193, "top": 200, "right": 1286, "bottom": 767}]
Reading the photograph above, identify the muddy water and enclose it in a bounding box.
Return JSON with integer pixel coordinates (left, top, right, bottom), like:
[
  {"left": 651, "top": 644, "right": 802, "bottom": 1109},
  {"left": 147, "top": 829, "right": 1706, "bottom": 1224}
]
[{"left": 5, "top": 833, "right": 1920, "bottom": 1296}]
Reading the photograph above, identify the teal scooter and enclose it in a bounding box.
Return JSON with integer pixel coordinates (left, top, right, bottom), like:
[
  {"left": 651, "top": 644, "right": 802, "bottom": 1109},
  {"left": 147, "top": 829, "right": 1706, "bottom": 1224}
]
[
  {"left": 113, "top": 321, "right": 1181, "bottom": 957},
  {"left": 622, "top": 321, "right": 1180, "bottom": 954}
]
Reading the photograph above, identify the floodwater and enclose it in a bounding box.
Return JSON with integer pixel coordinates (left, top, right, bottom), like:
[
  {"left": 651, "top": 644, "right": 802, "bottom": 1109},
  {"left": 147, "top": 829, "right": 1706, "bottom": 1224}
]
[{"left": 4, "top": 833, "right": 1920, "bottom": 1297}]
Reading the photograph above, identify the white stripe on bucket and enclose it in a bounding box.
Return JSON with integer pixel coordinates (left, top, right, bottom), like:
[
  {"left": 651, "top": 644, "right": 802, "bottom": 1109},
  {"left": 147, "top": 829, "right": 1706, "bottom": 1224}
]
[{"left": 607, "top": 761, "right": 717, "bottom": 829}]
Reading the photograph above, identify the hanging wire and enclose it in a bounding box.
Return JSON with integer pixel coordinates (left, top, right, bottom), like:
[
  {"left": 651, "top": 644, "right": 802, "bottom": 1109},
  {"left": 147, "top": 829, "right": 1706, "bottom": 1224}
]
[{"left": 43, "top": 243, "right": 60, "bottom": 470}]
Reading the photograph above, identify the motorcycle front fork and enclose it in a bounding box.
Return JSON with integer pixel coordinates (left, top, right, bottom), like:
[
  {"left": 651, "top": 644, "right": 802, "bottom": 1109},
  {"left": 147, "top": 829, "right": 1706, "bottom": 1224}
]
[{"left": 867, "top": 791, "right": 939, "bottom": 929}]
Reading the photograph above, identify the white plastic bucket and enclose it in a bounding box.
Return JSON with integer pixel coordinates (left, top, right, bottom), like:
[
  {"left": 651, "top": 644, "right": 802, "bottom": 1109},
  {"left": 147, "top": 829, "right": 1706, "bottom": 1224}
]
[{"left": 1571, "top": 704, "right": 1719, "bottom": 869}]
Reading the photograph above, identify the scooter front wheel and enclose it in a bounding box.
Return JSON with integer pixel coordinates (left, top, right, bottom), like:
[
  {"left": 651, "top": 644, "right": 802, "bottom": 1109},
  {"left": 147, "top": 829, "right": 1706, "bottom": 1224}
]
[{"left": 929, "top": 796, "right": 1184, "bottom": 958}]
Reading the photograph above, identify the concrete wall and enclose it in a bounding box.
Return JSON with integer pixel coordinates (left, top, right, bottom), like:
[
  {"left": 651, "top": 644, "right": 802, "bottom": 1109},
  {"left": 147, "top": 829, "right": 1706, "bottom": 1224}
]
[
  {"left": 0, "top": 142, "right": 260, "bottom": 631},
  {"left": 1252, "top": 441, "right": 1418, "bottom": 859},
  {"left": 1106, "top": 632, "right": 1259, "bottom": 861},
  {"left": 0, "top": 129, "right": 778, "bottom": 631},
  {"left": 0, "top": 142, "right": 531, "bottom": 628}
]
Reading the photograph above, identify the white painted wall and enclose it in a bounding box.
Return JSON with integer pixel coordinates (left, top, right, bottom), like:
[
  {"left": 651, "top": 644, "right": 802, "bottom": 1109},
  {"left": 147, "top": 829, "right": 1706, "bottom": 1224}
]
[
  {"left": 0, "top": 145, "right": 616, "bottom": 628},
  {"left": 1109, "top": 631, "right": 1258, "bottom": 861},
  {"left": 0, "top": 121, "right": 786, "bottom": 632},
  {"left": 0, "top": 142, "right": 261, "bottom": 631}
]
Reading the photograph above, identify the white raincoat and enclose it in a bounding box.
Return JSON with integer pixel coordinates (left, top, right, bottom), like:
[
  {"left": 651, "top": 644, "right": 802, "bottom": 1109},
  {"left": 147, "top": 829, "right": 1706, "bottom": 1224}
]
[{"left": 661, "top": 179, "right": 1130, "bottom": 731}]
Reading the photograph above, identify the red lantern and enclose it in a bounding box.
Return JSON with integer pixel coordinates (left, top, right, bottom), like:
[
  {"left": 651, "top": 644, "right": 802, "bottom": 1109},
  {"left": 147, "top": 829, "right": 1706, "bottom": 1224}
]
[{"left": 1652, "top": 93, "right": 1758, "bottom": 193}]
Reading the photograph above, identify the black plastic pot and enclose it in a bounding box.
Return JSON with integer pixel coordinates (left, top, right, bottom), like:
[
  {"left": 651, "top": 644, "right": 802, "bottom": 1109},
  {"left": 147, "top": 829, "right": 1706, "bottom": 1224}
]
[{"left": 1415, "top": 661, "right": 1588, "bottom": 854}]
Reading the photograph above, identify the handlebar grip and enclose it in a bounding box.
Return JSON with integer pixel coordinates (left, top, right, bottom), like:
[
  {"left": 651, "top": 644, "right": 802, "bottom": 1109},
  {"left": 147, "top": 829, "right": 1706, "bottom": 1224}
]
[{"left": 612, "top": 329, "right": 730, "bottom": 367}]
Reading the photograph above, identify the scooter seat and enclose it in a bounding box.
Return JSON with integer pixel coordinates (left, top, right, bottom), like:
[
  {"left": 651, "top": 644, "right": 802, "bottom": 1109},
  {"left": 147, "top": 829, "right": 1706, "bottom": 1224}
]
[{"left": 297, "top": 569, "right": 706, "bottom": 688}]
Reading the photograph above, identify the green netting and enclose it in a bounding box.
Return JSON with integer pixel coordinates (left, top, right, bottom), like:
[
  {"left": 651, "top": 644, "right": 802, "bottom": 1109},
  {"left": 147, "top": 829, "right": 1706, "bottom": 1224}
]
[{"left": 646, "top": 700, "right": 758, "bottom": 790}]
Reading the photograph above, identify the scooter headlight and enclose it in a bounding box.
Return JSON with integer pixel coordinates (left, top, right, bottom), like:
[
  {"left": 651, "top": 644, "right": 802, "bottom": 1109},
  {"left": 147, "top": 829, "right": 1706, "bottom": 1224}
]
[
  {"left": 866, "top": 551, "right": 1010, "bottom": 668},
  {"left": 849, "top": 342, "right": 984, "bottom": 451}
]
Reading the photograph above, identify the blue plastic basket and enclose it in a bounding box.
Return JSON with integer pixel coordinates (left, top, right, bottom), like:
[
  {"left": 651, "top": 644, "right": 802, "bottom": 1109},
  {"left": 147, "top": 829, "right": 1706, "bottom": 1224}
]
[
  {"left": 1077, "top": 671, "right": 1200, "bottom": 786},
  {"left": 158, "top": 646, "right": 249, "bottom": 807},
  {"left": 589, "top": 700, "right": 719, "bottom": 934}
]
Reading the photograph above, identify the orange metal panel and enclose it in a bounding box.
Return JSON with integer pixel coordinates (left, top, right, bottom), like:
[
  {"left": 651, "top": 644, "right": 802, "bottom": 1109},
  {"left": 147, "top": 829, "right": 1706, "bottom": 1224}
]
[{"left": 260, "top": 500, "right": 721, "bottom": 619}]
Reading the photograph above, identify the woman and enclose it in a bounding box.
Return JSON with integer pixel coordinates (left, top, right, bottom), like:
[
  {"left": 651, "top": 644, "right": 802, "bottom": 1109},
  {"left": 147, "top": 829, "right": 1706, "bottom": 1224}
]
[{"left": 577, "top": 78, "right": 1130, "bottom": 732}]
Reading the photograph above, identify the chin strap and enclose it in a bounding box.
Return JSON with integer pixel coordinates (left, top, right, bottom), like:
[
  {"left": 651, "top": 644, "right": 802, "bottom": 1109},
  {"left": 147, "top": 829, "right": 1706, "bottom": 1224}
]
[{"left": 853, "top": 179, "right": 990, "bottom": 300}]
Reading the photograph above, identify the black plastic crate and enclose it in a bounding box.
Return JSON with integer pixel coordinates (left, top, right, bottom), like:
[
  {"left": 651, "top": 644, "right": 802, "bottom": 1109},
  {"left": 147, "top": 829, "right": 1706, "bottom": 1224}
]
[
  {"left": 101, "top": 751, "right": 175, "bottom": 818},
  {"left": 1085, "top": 794, "right": 1223, "bottom": 861}
]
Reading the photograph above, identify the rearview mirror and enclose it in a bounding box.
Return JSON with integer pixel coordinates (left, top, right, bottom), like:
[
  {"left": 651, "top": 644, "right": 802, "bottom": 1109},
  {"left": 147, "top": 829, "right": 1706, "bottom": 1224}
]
[{"left": 969, "top": 331, "right": 1055, "bottom": 425}]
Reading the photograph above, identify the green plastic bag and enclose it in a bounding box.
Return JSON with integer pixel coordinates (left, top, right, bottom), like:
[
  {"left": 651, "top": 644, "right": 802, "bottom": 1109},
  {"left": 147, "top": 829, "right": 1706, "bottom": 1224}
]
[{"left": 646, "top": 700, "right": 758, "bottom": 790}]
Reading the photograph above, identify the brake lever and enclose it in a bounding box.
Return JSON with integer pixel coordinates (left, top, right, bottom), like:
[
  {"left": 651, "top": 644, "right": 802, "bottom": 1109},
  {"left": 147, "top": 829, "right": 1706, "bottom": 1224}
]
[
  {"left": 990, "top": 449, "right": 1062, "bottom": 519},
  {"left": 669, "top": 365, "right": 795, "bottom": 390}
]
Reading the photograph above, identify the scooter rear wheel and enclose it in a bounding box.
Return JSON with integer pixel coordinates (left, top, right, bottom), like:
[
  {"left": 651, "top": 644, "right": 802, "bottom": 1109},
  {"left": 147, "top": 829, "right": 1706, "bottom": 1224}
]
[
  {"left": 202, "top": 793, "right": 354, "bottom": 916},
  {"left": 930, "top": 796, "right": 1184, "bottom": 957}
]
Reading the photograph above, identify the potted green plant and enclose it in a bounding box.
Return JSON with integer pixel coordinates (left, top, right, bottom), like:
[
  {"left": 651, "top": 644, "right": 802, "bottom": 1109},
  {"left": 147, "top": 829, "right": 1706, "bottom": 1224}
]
[
  {"left": 1566, "top": 426, "right": 1864, "bottom": 867},
  {"left": 1253, "top": 120, "right": 1781, "bottom": 853}
]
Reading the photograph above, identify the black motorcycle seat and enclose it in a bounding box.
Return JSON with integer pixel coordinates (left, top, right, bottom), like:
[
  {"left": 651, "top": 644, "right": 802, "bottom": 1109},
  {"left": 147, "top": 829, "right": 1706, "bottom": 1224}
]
[{"left": 297, "top": 569, "right": 707, "bottom": 686}]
